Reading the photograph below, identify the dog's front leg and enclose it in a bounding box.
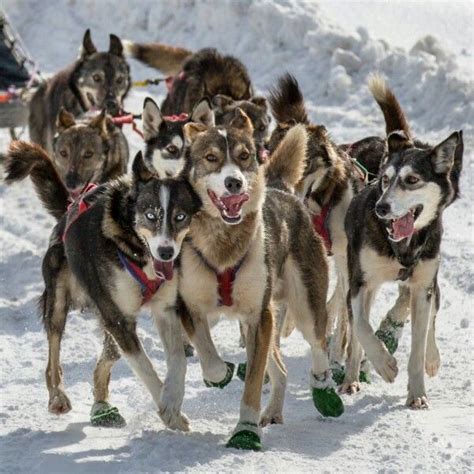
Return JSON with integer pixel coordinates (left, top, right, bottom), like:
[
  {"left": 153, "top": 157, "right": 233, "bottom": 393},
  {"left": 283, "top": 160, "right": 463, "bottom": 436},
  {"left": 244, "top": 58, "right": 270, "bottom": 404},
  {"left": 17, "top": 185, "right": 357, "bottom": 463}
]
[
  {"left": 179, "top": 302, "right": 233, "bottom": 387},
  {"left": 227, "top": 308, "right": 273, "bottom": 451},
  {"left": 406, "top": 284, "right": 433, "bottom": 409},
  {"left": 352, "top": 285, "right": 398, "bottom": 383},
  {"left": 153, "top": 307, "right": 189, "bottom": 431}
]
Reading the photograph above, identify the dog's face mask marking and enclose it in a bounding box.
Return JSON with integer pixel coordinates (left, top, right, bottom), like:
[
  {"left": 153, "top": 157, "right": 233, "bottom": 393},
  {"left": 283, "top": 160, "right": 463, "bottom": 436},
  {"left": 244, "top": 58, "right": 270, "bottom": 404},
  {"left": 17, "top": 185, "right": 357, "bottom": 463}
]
[
  {"left": 375, "top": 131, "right": 460, "bottom": 242},
  {"left": 54, "top": 109, "right": 110, "bottom": 196},
  {"left": 213, "top": 95, "right": 270, "bottom": 161},
  {"left": 74, "top": 30, "right": 130, "bottom": 116},
  {"left": 184, "top": 108, "right": 258, "bottom": 225},
  {"left": 142, "top": 97, "right": 214, "bottom": 178},
  {"left": 132, "top": 153, "right": 201, "bottom": 279}
]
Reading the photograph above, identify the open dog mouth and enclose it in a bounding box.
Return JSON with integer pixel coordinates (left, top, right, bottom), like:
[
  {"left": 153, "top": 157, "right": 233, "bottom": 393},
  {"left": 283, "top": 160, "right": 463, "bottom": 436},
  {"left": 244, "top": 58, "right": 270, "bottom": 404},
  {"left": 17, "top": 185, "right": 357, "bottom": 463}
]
[
  {"left": 386, "top": 205, "right": 423, "bottom": 242},
  {"left": 86, "top": 92, "right": 96, "bottom": 107},
  {"left": 207, "top": 190, "right": 250, "bottom": 224},
  {"left": 153, "top": 259, "right": 174, "bottom": 281}
]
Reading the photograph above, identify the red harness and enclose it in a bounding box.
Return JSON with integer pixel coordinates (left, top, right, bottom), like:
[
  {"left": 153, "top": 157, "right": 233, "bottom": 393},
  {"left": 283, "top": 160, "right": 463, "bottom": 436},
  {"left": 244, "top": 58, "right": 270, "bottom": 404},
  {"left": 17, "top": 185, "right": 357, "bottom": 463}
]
[
  {"left": 111, "top": 113, "right": 144, "bottom": 139},
  {"left": 312, "top": 203, "right": 333, "bottom": 255},
  {"left": 163, "top": 113, "right": 189, "bottom": 122},
  {"left": 165, "top": 71, "right": 186, "bottom": 93},
  {"left": 62, "top": 184, "right": 164, "bottom": 305}
]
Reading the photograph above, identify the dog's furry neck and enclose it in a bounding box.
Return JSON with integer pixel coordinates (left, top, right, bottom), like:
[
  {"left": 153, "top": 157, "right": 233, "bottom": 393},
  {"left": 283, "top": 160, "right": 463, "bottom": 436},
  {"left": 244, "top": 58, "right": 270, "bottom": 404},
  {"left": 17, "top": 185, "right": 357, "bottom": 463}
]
[{"left": 188, "top": 210, "right": 259, "bottom": 271}]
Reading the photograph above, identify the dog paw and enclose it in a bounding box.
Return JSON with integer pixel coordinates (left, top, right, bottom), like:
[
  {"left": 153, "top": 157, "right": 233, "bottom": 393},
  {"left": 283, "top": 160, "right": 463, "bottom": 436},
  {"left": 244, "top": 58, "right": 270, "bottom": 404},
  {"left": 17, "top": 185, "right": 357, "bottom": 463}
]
[
  {"left": 90, "top": 402, "right": 126, "bottom": 428},
  {"left": 159, "top": 404, "right": 190, "bottom": 432},
  {"left": 339, "top": 381, "right": 361, "bottom": 395},
  {"left": 373, "top": 352, "right": 398, "bottom": 383},
  {"left": 406, "top": 394, "right": 429, "bottom": 409},
  {"left": 260, "top": 408, "right": 283, "bottom": 427},
  {"left": 48, "top": 392, "right": 72, "bottom": 415},
  {"left": 203, "top": 361, "right": 235, "bottom": 389}
]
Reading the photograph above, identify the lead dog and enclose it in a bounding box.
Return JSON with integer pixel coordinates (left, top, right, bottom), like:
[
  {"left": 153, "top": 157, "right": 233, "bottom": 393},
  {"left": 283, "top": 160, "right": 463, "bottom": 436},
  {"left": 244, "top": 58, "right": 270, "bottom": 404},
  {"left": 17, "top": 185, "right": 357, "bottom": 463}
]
[
  {"left": 30, "top": 30, "right": 130, "bottom": 153},
  {"left": 176, "top": 109, "right": 344, "bottom": 451},
  {"left": 5, "top": 144, "right": 201, "bottom": 429},
  {"left": 343, "top": 76, "right": 463, "bottom": 406}
]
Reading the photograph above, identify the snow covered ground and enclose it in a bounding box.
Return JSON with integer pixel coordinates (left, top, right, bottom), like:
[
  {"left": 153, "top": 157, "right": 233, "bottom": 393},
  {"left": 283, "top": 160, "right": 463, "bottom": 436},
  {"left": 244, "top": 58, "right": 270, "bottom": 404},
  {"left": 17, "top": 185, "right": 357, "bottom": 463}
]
[{"left": 1, "top": 1, "right": 473, "bottom": 472}]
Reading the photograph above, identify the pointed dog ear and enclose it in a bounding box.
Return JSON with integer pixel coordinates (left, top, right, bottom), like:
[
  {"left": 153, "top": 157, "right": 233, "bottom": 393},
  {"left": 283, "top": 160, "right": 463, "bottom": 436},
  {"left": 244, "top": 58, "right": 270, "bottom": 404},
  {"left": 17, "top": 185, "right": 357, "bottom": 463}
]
[
  {"left": 56, "top": 108, "right": 76, "bottom": 131},
  {"left": 250, "top": 96, "right": 267, "bottom": 110},
  {"left": 191, "top": 98, "right": 215, "bottom": 127},
  {"left": 109, "top": 34, "right": 123, "bottom": 56},
  {"left": 142, "top": 97, "right": 163, "bottom": 141},
  {"left": 132, "top": 151, "right": 155, "bottom": 184},
  {"left": 387, "top": 130, "right": 413, "bottom": 154},
  {"left": 212, "top": 94, "right": 234, "bottom": 112},
  {"left": 431, "top": 131, "right": 459, "bottom": 174},
  {"left": 230, "top": 108, "right": 253, "bottom": 135},
  {"left": 89, "top": 110, "right": 109, "bottom": 137},
  {"left": 81, "top": 29, "right": 97, "bottom": 57},
  {"left": 183, "top": 122, "right": 207, "bottom": 145}
]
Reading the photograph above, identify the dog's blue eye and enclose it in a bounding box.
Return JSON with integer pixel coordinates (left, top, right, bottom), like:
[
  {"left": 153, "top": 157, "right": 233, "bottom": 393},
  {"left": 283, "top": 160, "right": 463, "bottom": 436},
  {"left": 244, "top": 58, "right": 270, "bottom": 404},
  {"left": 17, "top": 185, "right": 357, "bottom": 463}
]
[
  {"left": 175, "top": 213, "right": 186, "bottom": 222},
  {"left": 145, "top": 211, "right": 156, "bottom": 221}
]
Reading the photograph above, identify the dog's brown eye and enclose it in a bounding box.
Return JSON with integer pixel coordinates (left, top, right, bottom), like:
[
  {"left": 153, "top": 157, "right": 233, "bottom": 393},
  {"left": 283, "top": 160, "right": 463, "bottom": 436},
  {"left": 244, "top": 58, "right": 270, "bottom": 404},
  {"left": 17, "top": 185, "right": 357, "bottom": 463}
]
[
  {"left": 166, "top": 144, "right": 178, "bottom": 154},
  {"left": 239, "top": 152, "right": 249, "bottom": 161},
  {"left": 92, "top": 73, "right": 101, "bottom": 82},
  {"left": 259, "top": 125, "right": 266, "bottom": 132},
  {"left": 59, "top": 150, "right": 68, "bottom": 158},
  {"left": 206, "top": 154, "right": 217, "bottom": 162},
  {"left": 83, "top": 151, "right": 93, "bottom": 159},
  {"left": 382, "top": 175, "right": 389, "bottom": 186},
  {"left": 116, "top": 76, "right": 123, "bottom": 85},
  {"left": 406, "top": 175, "right": 419, "bottom": 185}
]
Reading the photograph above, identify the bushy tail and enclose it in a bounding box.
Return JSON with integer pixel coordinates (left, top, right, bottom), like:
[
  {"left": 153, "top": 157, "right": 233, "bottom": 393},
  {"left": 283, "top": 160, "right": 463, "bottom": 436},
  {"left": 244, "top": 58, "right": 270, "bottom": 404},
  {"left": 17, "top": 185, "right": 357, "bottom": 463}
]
[
  {"left": 369, "top": 74, "right": 412, "bottom": 138},
  {"left": 122, "top": 40, "right": 192, "bottom": 76},
  {"left": 268, "top": 73, "right": 309, "bottom": 124},
  {"left": 4, "top": 141, "right": 69, "bottom": 221},
  {"left": 265, "top": 124, "right": 307, "bottom": 191}
]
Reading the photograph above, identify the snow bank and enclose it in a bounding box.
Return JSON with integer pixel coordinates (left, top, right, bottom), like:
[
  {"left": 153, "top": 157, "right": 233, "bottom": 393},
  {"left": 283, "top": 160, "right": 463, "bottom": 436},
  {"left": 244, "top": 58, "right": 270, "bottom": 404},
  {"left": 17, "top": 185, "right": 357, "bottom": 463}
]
[{"left": 4, "top": 0, "right": 473, "bottom": 140}]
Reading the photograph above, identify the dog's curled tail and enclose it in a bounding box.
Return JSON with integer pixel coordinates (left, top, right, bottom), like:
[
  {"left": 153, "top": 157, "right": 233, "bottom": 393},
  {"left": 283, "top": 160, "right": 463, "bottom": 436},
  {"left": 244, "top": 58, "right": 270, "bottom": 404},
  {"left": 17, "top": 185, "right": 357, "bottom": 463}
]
[
  {"left": 4, "top": 141, "right": 69, "bottom": 221},
  {"left": 369, "top": 74, "right": 412, "bottom": 138},
  {"left": 269, "top": 73, "right": 309, "bottom": 125},
  {"left": 266, "top": 124, "right": 307, "bottom": 192},
  {"left": 122, "top": 40, "right": 192, "bottom": 76}
]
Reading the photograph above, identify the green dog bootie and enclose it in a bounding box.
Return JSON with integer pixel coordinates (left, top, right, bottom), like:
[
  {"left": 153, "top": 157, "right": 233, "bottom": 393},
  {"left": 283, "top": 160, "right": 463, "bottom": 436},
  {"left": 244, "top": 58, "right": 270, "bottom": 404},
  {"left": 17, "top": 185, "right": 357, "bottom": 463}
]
[
  {"left": 90, "top": 401, "right": 126, "bottom": 428},
  {"left": 312, "top": 371, "right": 344, "bottom": 417},
  {"left": 376, "top": 316, "right": 405, "bottom": 354},
  {"left": 331, "top": 362, "right": 345, "bottom": 386},
  {"left": 359, "top": 359, "right": 371, "bottom": 384},
  {"left": 226, "top": 422, "right": 262, "bottom": 451},
  {"left": 204, "top": 361, "right": 235, "bottom": 389},
  {"left": 236, "top": 362, "right": 270, "bottom": 384}
]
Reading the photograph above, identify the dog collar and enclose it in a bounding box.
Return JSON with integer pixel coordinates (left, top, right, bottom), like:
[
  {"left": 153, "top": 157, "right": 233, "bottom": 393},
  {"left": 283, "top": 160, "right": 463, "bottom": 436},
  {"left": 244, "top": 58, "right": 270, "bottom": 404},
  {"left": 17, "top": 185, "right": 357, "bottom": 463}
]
[
  {"left": 117, "top": 251, "right": 164, "bottom": 305},
  {"left": 190, "top": 244, "right": 246, "bottom": 307}
]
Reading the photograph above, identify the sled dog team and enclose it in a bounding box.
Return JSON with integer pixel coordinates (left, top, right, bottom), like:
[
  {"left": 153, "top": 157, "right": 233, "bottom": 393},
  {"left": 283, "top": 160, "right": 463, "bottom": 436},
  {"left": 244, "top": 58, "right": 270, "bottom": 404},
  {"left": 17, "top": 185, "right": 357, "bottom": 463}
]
[{"left": 3, "top": 30, "right": 464, "bottom": 451}]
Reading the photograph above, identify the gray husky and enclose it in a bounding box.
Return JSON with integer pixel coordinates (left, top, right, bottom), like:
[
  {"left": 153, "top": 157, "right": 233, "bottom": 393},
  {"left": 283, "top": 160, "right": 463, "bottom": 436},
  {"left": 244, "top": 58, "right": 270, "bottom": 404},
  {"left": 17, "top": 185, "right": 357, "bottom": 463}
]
[
  {"left": 5, "top": 145, "right": 201, "bottom": 430},
  {"left": 176, "top": 109, "right": 344, "bottom": 451},
  {"left": 343, "top": 75, "right": 463, "bottom": 407},
  {"left": 29, "top": 30, "right": 131, "bottom": 153}
]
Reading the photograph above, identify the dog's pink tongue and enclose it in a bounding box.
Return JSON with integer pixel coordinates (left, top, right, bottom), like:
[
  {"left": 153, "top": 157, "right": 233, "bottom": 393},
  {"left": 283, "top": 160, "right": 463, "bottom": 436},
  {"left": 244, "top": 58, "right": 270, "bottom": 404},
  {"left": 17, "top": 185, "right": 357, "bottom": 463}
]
[
  {"left": 392, "top": 213, "right": 414, "bottom": 240},
  {"left": 259, "top": 147, "right": 269, "bottom": 163},
  {"left": 153, "top": 260, "right": 174, "bottom": 281},
  {"left": 221, "top": 194, "right": 250, "bottom": 217}
]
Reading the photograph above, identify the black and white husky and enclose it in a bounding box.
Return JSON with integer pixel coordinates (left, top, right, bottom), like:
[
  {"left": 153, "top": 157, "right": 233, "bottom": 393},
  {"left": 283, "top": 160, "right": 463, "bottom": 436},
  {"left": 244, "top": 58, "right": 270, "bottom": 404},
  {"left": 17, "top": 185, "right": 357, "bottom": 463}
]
[{"left": 343, "top": 75, "right": 463, "bottom": 407}]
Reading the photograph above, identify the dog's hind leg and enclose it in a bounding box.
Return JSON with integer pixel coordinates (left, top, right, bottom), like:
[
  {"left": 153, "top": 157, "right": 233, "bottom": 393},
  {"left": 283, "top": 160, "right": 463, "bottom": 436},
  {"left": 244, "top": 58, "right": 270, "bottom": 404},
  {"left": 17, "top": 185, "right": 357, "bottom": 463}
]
[
  {"left": 376, "top": 285, "right": 410, "bottom": 354},
  {"left": 153, "top": 308, "right": 189, "bottom": 432},
  {"left": 260, "top": 340, "right": 287, "bottom": 427},
  {"left": 227, "top": 307, "right": 273, "bottom": 451},
  {"left": 90, "top": 332, "right": 125, "bottom": 427},
  {"left": 285, "top": 256, "right": 344, "bottom": 417},
  {"left": 425, "top": 278, "right": 441, "bottom": 377}
]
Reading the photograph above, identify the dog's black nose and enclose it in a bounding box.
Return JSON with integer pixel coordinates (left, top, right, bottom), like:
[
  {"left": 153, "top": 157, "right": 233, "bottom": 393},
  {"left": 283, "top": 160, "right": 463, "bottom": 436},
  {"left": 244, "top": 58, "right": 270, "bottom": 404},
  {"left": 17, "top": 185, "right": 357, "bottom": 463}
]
[
  {"left": 105, "top": 99, "right": 119, "bottom": 116},
  {"left": 158, "top": 246, "right": 174, "bottom": 261},
  {"left": 65, "top": 172, "right": 79, "bottom": 190},
  {"left": 375, "top": 202, "right": 391, "bottom": 218},
  {"left": 224, "top": 176, "right": 243, "bottom": 194}
]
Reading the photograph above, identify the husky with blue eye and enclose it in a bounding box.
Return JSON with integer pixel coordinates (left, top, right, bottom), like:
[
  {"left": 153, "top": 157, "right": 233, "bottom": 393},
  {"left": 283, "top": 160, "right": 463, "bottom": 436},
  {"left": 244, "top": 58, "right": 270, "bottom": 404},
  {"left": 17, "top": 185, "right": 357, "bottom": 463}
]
[
  {"left": 4, "top": 144, "right": 201, "bottom": 429},
  {"left": 343, "top": 76, "right": 463, "bottom": 407}
]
